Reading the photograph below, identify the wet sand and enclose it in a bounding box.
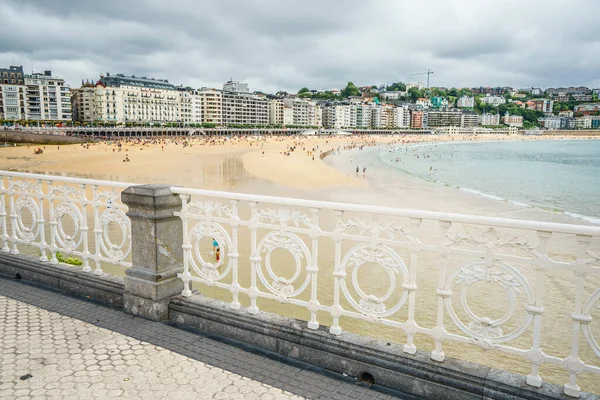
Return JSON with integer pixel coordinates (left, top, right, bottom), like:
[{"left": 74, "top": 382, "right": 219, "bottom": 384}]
[{"left": 1, "top": 133, "right": 599, "bottom": 393}]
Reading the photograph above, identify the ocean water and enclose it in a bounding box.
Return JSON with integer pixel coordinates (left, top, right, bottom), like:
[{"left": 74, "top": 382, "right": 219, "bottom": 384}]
[{"left": 374, "top": 139, "right": 600, "bottom": 223}]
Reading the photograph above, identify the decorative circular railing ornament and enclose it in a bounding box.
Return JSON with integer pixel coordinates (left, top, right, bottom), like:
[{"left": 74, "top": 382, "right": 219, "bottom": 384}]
[
  {"left": 582, "top": 289, "right": 600, "bottom": 357},
  {"left": 53, "top": 202, "right": 84, "bottom": 251},
  {"left": 339, "top": 244, "right": 409, "bottom": 319},
  {"left": 14, "top": 196, "right": 40, "bottom": 242},
  {"left": 188, "top": 221, "right": 232, "bottom": 282},
  {"left": 256, "top": 231, "right": 311, "bottom": 299},
  {"left": 445, "top": 260, "right": 534, "bottom": 346},
  {"left": 99, "top": 208, "right": 131, "bottom": 262}
]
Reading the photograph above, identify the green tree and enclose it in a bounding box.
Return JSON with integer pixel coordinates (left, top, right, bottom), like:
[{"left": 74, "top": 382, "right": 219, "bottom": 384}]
[
  {"left": 298, "top": 87, "right": 309, "bottom": 94},
  {"left": 341, "top": 82, "right": 360, "bottom": 98},
  {"left": 408, "top": 87, "right": 424, "bottom": 102}
]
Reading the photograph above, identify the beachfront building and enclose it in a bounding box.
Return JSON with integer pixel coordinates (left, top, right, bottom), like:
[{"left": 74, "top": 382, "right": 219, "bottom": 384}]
[
  {"left": 481, "top": 112, "right": 500, "bottom": 126},
  {"left": 410, "top": 110, "right": 424, "bottom": 129},
  {"left": 282, "top": 98, "right": 322, "bottom": 127},
  {"left": 371, "top": 106, "right": 382, "bottom": 128},
  {"left": 395, "top": 106, "right": 411, "bottom": 128},
  {"left": 222, "top": 91, "right": 268, "bottom": 126},
  {"left": 268, "top": 100, "right": 283, "bottom": 125},
  {"left": 177, "top": 88, "right": 194, "bottom": 124},
  {"left": 71, "top": 82, "right": 96, "bottom": 122},
  {"left": 502, "top": 112, "right": 523, "bottom": 127},
  {"left": 479, "top": 94, "right": 506, "bottom": 106},
  {"left": 197, "top": 89, "right": 222, "bottom": 125},
  {"left": 457, "top": 96, "right": 475, "bottom": 108},
  {"left": 356, "top": 104, "right": 372, "bottom": 128},
  {"left": 24, "top": 70, "right": 72, "bottom": 121},
  {"left": 461, "top": 112, "right": 481, "bottom": 127},
  {"left": 283, "top": 106, "right": 293, "bottom": 126},
  {"left": 426, "top": 110, "right": 463, "bottom": 127},
  {"left": 0, "top": 66, "right": 26, "bottom": 121}
]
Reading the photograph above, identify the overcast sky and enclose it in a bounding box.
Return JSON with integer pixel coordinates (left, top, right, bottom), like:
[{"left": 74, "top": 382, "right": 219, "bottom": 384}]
[{"left": 2, "top": 0, "right": 599, "bottom": 93}]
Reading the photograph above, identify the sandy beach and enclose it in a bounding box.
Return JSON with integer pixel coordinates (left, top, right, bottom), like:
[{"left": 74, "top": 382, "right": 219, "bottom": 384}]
[{"left": 1, "top": 133, "right": 600, "bottom": 393}]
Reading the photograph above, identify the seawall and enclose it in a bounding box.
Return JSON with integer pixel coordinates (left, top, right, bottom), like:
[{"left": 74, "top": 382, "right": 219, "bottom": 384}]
[{"left": 0, "top": 131, "right": 89, "bottom": 144}]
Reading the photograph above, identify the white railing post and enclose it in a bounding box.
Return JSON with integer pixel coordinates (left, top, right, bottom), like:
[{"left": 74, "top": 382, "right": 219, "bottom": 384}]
[
  {"left": 432, "top": 220, "right": 452, "bottom": 362},
  {"left": 563, "top": 234, "right": 593, "bottom": 398},
  {"left": 36, "top": 179, "right": 47, "bottom": 262},
  {"left": 0, "top": 176, "right": 9, "bottom": 253},
  {"left": 402, "top": 217, "right": 421, "bottom": 355},
  {"left": 47, "top": 181, "right": 58, "bottom": 264},
  {"left": 91, "top": 185, "right": 103, "bottom": 275},
  {"left": 307, "top": 207, "right": 320, "bottom": 329},
  {"left": 248, "top": 201, "right": 260, "bottom": 315},
  {"left": 329, "top": 210, "right": 344, "bottom": 335},
  {"left": 526, "top": 230, "right": 551, "bottom": 388},
  {"left": 8, "top": 177, "right": 18, "bottom": 255},
  {"left": 229, "top": 199, "right": 241, "bottom": 310},
  {"left": 80, "top": 183, "right": 91, "bottom": 272},
  {"left": 177, "top": 194, "right": 192, "bottom": 297}
]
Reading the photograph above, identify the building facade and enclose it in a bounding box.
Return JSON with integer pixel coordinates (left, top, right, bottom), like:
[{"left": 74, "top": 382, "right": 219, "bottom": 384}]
[
  {"left": 479, "top": 95, "right": 506, "bottom": 106},
  {"left": 223, "top": 80, "right": 249, "bottom": 94},
  {"left": 268, "top": 100, "right": 283, "bottom": 125},
  {"left": 502, "top": 112, "right": 523, "bottom": 127},
  {"left": 23, "top": 70, "right": 72, "bottom": 121},
  {"left": 0, "top": 66, "right": 26, "bottom": 120},
  {"left": 426, "top": 111, "right": 463, "bottom": 127},
  {"left": 222, "top": 91, "right": 268, "bottom": 126},
  {"left": 457, "top": 96, "right": 475, "bottom": 108},
  {"left": 481, "top": 113, "right": 500, "bottom": 126}
]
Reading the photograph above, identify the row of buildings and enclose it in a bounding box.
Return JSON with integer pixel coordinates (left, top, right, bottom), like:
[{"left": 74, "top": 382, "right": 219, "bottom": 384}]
[
  {"left": 2, "top": 66, "right": 599, "bottom": 130},
  {"left": 0, "top": 66, "right": 71, "bottom": 121}
]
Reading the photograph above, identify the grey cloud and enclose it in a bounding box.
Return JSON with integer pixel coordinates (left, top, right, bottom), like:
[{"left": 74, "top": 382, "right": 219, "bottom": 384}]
[{"left": 1, "top": 0, "right": 599, "bottom": 91}]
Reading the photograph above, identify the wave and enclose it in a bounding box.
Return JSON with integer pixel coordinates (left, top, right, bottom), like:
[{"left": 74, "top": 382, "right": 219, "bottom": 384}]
[{"left": 563, "top": 212, "right": 600, "bottom": 225}]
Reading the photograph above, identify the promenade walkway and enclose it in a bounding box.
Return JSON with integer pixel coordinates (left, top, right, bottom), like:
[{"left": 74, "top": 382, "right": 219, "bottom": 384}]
[{"left": 0, "top": 278, "right": 411, "bottom": 400}]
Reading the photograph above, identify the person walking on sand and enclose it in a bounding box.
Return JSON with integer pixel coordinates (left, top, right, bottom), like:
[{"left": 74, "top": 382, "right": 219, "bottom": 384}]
[
  {"left": 356, "top": 166, "right": 359, "bottom": 176},
  {"left": 363, "top": 166, "right": 367, "bottom": 177}
]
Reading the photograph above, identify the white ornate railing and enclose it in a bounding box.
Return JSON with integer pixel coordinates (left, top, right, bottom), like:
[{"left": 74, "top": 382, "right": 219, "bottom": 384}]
[
  {"left": 0, "top": 171, "right": 133, "bottom": 274},
  {"left": 171, "top": 187, "right": 600, "bottom": 397}
]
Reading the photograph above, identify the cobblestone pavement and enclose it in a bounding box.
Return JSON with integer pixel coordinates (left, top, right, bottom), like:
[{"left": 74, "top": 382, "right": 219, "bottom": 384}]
[{"left": 0, "top": 278, "right": 410, "bottom": 399}]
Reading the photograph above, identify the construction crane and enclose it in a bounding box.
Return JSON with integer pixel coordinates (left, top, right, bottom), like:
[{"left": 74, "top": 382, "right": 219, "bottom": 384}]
[{"left": 410, "top": 69, "right": 434, "bottom": 91}]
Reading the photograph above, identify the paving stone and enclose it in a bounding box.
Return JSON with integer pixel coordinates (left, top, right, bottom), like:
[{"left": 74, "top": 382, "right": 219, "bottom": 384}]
[{"left": 0, "top": 277, "right": 407, "bottom": 399}]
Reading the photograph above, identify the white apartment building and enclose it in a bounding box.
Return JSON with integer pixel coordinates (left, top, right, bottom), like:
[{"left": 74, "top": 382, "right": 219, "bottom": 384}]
[
  {"left": 222, "top": 91, "right": 268, "bottom": 125},
  {"left": 282, "top": 98, "right": 322, "bottom": 127},
  {"left": 198, "top": 89, "right": 222, "bottom": 125},
  {"left": 416, "top": 98, "right": 431, "bottom": 108},
  {"left": 461, "top": 113, "right": 481, "bottom": 127},
  {"left": 395, "top": 106, "right": 411, "bottom": 128},
  {"left": 71, "top": 83, "right": 95, "bottom": 122},
  {"left": 178, "top": 88, "right": 193, "bottom": 124},
  {"left": 223, "top": 79, "right": 249, "bottom": 94},
  {"left": 502, "top": 112, "right": 523, "bottom": 127},
  {"left": 268, "top": 100, "right": 283, "bottom": 125},
  {"left": 480, "top": 95, "right": 506, "bottom": 106},
  {"left": 0, "top": 66, "right": 26, "bottom": 120},
  {"left": 24, "top": 70, "right": 72, "bottom": 121},
  {"left": 283, "top": 106, "right": 293, "bottom": 125},
  {"left": 457, "top": 96, "right": 475, "bottom": 108},
  {"left": 356, "top": 104, "right": 372, "bottom": 128},
  {"left": 380, "top": 91, "right": 406, "bottom": 100},
  {"left": 371, "top": 106, "right": 382, "bottom": 128},
  {"left": 481, "top": 113, "right": 500, "bottom": 126},
  {"left": 80, "top": 73, "right": 181, "bottom": 123}
]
